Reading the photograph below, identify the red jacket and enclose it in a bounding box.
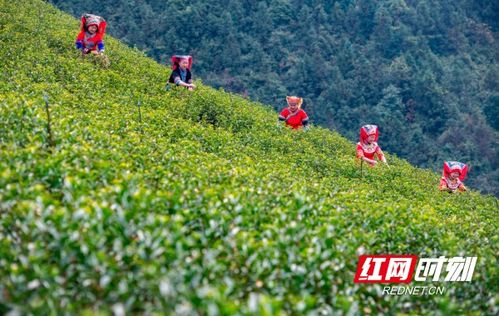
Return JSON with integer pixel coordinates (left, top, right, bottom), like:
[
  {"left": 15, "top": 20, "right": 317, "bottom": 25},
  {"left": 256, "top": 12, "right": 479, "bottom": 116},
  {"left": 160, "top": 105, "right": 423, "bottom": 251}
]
[
  {"left": 356, "top": 142, "right": 385, "bottom": 165},
  {"left": 279, "top": 108, "right": 309, "bottom": 129},
  {"left": 439, "top": 177, "right": 467, "bottom": 192}
]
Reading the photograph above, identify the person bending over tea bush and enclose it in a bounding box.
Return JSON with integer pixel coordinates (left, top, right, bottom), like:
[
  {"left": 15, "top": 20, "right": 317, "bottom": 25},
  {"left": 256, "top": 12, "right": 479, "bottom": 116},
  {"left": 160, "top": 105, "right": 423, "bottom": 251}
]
[
  {"left": 278, "top": 96, "right": 309, "bottom": 130},
  {"left": 439, "top": 161, "right": 468, "bottom": 193},
  {"left": 75, "top": 14, "right": 106, "bottom": 55},
  {"left": 356, "top": 124, "right": 388, "bottom": 167},
  {"left": 168, "top": 55, "right": 196, "bottom": 91}
]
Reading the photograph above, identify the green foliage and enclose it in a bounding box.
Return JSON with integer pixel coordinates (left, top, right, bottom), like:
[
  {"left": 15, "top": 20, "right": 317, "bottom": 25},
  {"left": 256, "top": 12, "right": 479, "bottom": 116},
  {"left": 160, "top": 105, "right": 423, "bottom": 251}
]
[{"left": 0, "top": 0, "right": 497, "bottom": 314}]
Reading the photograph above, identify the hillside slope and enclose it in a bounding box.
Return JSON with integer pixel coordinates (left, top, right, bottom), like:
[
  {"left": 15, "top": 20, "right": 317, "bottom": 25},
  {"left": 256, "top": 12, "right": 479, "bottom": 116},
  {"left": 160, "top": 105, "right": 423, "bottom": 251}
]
[
  {"left": 0, "top": 0, "right": 497, "bottom": 314},
  {"left": 48, "top": 0, "right": 499, "bottom": 196}
]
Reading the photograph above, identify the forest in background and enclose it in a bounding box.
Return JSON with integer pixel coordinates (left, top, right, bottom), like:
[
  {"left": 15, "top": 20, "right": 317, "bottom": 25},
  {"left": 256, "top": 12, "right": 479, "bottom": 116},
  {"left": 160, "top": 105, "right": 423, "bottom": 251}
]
[{"left": 49, "top": 0, "right": 498, "bottom": 195}]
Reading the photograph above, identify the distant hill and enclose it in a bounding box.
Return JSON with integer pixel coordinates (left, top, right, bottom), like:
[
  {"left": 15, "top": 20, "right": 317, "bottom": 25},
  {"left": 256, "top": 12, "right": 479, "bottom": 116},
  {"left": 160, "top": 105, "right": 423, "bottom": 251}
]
[{"left": 0, "top": 0, "right": 497, "bottom": 314}]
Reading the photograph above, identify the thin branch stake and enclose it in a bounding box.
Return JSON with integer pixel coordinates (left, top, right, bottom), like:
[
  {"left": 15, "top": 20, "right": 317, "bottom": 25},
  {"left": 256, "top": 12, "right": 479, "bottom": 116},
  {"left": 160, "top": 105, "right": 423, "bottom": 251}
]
[
  {"left": 137, "top": 99, "right": 142, "bottom": 123},
  {"left": 137, "top": 99, "right": 144, "bottom": 138},
  {"left": 360, "top": 159, "right": 364, "bottom": 179},
  {"left": 43, "top": 94, "right": 55, "bottom": 150}
]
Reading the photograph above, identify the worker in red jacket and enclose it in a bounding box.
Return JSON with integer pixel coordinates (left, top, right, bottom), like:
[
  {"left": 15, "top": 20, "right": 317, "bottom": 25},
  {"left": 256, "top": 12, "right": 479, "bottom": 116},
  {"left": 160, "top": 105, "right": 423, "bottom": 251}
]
[
  {"left": 278, "top": 96, "right": 309, "bottom": 130},
  {"left": 75, "top": 14, "right": 106, "bottom": 55},
  {"left": 356, "top": 124, "right": 388, "bottom": 167},
  {"left": 439, "top": 161, "right": 468, "bottom": 193}
]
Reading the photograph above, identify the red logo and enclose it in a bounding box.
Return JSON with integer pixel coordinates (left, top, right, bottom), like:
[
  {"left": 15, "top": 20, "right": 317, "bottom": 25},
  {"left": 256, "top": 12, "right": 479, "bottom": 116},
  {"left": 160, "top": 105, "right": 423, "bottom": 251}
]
[{"left": 354, "top": 255, "right": 418, "bottom": 283}]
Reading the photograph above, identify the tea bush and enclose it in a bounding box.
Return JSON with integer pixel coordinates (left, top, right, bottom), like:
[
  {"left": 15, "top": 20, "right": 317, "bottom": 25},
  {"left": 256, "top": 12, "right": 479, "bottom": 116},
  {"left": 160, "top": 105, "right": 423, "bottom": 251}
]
[{"left": 0, "top": 1, "right": 497, "bottom": 315}]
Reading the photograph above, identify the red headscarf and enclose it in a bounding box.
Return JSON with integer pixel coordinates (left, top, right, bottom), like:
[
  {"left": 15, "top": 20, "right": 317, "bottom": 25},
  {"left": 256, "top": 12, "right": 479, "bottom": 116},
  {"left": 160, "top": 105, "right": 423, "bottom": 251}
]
[
  {"left": 360, "top": 125, "right": 379, "bottom": 143},
  {"left": 286, "top": 96, "right": 303, "bottom": 108},
  {"left": 442, "top": 161, "right": 468, "bottom": 181},
  {"left": 171, "top": 55, "right": 193, "bottom": 71}
]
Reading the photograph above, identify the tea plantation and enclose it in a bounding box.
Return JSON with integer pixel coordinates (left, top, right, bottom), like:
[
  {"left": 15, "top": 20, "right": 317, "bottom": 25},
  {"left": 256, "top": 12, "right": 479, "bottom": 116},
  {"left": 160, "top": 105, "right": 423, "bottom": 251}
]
[{"left": 0, "top": 0, "right": 497, "bottom": 315}]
